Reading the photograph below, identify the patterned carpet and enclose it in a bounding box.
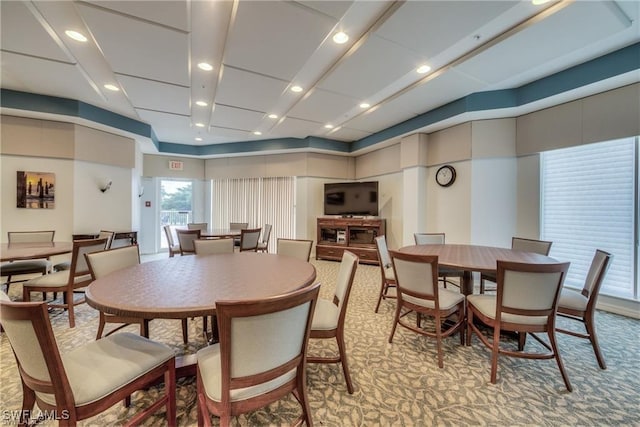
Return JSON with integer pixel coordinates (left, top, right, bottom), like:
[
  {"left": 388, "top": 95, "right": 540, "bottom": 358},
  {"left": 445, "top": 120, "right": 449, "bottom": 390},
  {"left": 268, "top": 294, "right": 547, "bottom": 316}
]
[{"left": 1, "top": 257, "right": 639, "bottom": 426}]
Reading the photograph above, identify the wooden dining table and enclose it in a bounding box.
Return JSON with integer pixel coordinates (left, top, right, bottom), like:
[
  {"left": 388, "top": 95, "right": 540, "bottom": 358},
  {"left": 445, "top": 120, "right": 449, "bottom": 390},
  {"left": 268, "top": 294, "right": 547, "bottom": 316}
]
[
  {"left": 0, "top": 242, "right": 73, "bottom": 262},
  {"left": 398, "top": 244, "right": 559, "bottom": 296},
  {"left": 200, "top": 229, "right": 241, "bottom": 239},
  {"left": 85, "top": 252, "right": 316, "bottom": 376}
]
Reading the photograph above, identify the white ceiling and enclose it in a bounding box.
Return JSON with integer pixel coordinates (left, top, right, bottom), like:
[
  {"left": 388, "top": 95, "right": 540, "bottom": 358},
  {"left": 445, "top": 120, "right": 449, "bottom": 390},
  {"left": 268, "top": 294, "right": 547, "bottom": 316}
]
[{"left": 1, "top": 0, "right": 639, "bottom": 157}]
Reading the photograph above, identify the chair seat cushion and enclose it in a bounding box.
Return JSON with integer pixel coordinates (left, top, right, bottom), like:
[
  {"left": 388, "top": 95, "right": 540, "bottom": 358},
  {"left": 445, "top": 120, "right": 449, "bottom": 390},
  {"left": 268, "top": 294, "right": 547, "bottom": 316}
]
[
  {"left": 197, "top": 343, "right": 295, "bottom": 402},
  {"left": 37, "top": 332, "right": 174, "bottom": 406},
  {"left": 257, "top": 242, "right": 268, "bottom": 250},
  {"left": 1, "top": 260, "right": 51, "bottom": 275},
  {"left": 311, "top": 298, "right": 339, "bottom": 330},
  {"left": 170, "top": 244, "right": 180, "bottom": 252},
  {"left": 558, "top": 288, "right": 588, "bottom": 312},
  {"left": 467, "top": 294, "right": 548, "bottom": 325},
  {"left": 403, "top": 288, "right": 464, "bottom": 311},
  {"left": 24, "top": 271, "right": 92, "bottom": 288}
]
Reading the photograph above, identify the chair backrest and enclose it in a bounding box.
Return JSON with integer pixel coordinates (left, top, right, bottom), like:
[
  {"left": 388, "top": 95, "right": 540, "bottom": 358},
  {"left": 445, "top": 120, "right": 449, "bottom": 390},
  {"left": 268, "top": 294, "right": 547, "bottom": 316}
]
[
  {"left": 277, "top": 238, "right": 314, "bottom": 262},
  {"left": 389, "top": 250, "right": 440, "bottom": 304},
  {"left": 0, "top": 299, "right": 74, "bottom": 409},
  {"left": 187, "top": 223, "right": 208, "bottom": 231},
  {"left": 511, "top": 237, "right": 553, "bottom": 256},
  {"left": 239, "top": 228, "right": 261, "bottom": 251},
  {"left": 8, "top": 230, "right": 55, "bottom": 243},
  {"left": 497, "top": 261, "right": 570, "bottom": 317},
  {"left": 194, "top": 238, "right": 234, "bottom": 255},
  {"left": 163, "top": 225, "right": 176, "bottom": 247},
  {"left": 414, "top": 232, "right": 445, "bottom": 245},
  {"left": 260, "top": 224, "right": 273, "bottom": 244},
  {"left": 581, "top": 249, "right": 612, "bottom": 304},
  {"left": 70, "top": 238, "right": 109, "bottom": 284},
  {"left": 333, "top": 251, "right": 359, "bottom": 315},
  {"left": 229, "top": 222, "right": 248, "bottom": 230},
  {"left": 375, "top": 235, "right": 395, "bottom": 281},
  {"left": 98, "top": 230, "right": 115, "bottom": 249},
  {"left": 177, "top": 229, "right": 201, "bottom": 254},
  {"left": 215, "top": 282, "right": 320, "bottom": 405},
  {"left": 85, "top": 244, "right": 140, "bottom": 280}
]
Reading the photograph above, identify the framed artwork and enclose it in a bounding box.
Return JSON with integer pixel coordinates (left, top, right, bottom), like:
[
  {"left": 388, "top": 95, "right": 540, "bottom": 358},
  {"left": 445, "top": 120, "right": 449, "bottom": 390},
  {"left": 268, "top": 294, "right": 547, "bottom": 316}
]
[{"left": 17, "top": 171, "right": 56, "bottom": 209}]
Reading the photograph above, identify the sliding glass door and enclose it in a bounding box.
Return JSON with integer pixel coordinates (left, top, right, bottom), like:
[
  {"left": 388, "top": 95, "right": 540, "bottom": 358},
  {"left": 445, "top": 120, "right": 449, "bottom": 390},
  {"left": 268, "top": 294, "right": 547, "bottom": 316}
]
[{"left": 159, "top": 179, "right": 193, "bottom": 249}]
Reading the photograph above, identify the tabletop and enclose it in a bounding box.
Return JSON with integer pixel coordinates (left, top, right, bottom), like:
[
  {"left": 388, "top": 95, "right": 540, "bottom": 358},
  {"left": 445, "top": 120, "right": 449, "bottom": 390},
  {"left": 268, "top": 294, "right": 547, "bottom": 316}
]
[
  {"left": 199, "top": 229, "right": 241, "bottom": 238},
  {"left": 0, "top": 242, "right": 73, "bottom": 262},
  {"left": 398, "top": 244, "right": 558, "bottom": 295},
  {"left": 85, "top": 252, "right": 317, "bottom": 319}
]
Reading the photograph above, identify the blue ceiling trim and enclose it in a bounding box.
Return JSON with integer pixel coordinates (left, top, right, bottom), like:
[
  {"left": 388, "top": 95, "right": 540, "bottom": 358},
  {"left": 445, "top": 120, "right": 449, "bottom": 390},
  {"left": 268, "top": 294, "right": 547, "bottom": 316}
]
[{"left": 1, "top": 42, "right": 638, "bottom": 157}]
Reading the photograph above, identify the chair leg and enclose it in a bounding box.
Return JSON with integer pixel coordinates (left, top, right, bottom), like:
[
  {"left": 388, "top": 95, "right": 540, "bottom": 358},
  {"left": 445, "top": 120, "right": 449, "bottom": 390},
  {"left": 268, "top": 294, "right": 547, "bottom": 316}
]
[
  {"left": 548, "top": 329, "right": 572, "bottom": 392},
  {"left": 490, "top": 326, "right": 501, "bottom": 384},
  {"left": 96, "top": 312, "right": 107, "bottom": 340},
  {"left": 67, "top": 290, "right": 75, "bottom": 328},
  {"left": 336, "top": 333, "right": 354, "bottom": 394},
  {"left": 19, "top": 379, "right": 36, "bottom": 427},
  {"left": 182, "top": 319, "right": 188, "bottom": 344},
  {"left": 388, "top": 304, "right": 401, "bottom": 343},
  {"left": 585, "top": 312, "right": 607, "bottom": 369},
  {"left": 435, "top": 317, "right": 444, "bottom": 369},
  {"left": 518, "top": 332, "right": 527, "bottom": 351},
  {"left": 165, "top": 360, "right": 177, "bottom": 425},
  {"left": 374, "top": 281, "right": 386, "bottom": 313}
]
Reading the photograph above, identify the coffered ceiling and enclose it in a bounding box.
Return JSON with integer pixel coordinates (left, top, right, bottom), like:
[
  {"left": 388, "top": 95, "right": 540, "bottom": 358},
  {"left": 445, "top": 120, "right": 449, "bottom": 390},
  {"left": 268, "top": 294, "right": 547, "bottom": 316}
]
[{"left": 1, "top": 0, "right": 639, "bottom": 157}]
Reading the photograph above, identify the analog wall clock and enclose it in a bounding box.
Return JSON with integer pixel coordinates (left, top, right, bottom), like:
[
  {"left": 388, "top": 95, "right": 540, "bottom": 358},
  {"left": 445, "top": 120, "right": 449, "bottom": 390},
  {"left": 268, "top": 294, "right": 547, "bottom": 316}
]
[{"left": 435, "top": 165, "right": 456, "bottom": 187}]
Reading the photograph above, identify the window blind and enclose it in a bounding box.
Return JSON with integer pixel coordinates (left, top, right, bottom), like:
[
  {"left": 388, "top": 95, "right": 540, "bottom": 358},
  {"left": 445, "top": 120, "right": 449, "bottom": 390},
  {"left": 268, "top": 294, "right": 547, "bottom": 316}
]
[
  {"left": 211, "top": 177, "right": 296, "bottom": 251},
  {"left": 541, "top": 138, "right": 636, "bottom": 299}
]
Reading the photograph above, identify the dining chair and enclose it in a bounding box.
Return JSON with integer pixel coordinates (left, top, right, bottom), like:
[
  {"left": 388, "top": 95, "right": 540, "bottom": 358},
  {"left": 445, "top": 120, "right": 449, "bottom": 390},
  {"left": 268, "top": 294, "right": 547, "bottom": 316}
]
[
  {"left": 54, "top": 230, "right": 115, "bottom": 272},
  {"left": 413, "top": 232, "right": 464, "bottom": 289},
  {"left": 177, "top": 229, "right": 201, "bottom": 255},
  {"left": 277, "top": 238, "right": 314, "bottom": 262},
  {"left": 0, "top": 295, "right": 176, "bottom": 426},
  {"left": 388, "top": 250, "right": 466, "bottom": 368},
  {"left": 374, "top": 235, "right": 396, "bottom": 313},
  {"left": 188, "top": 222, "right": 208, "bottom": 231},
  {"left": 239, "top": 228, "right": 261, "bottom": 252},
  {"left": 163, "top": 225, "right": 181, "bottom": 257},
  {"left": 23, "top": 238, "right": 108, "bottom": 328},
  {"left": 257, "top": 223, "right": 272, "bottom": 252},
  {"left": 194, "top": 238, "right": 234, "bottom": 255},
  {"left": 479, "top": 237, "right": 553, "bottom": 294},
  {"left": 1, "top": 230, "right": 55, "bottom": 294},
  {"left": 556, "top": 249, "right": 612, "bottom": 369},
  {"left": 466, "top": 260, "right": 572, "bottom": 391},
  {"left": 308, "top": 251, "right": 359, "bottom": 394},
  {"left": 196, "top": 282, "right": 320, "bottom": 427},
  {"left": 229, "top": 222, "right": 248, "bottom": 247}
]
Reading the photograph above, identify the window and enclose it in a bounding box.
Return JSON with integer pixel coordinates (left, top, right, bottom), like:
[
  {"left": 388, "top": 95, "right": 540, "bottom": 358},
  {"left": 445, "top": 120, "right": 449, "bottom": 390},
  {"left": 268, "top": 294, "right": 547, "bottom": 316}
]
[
  {"left": 541, "top": 137, "right": 638, "bottom": 300},
  {"left": 211, "top": 177, "right": 296, "bottom": 249}
]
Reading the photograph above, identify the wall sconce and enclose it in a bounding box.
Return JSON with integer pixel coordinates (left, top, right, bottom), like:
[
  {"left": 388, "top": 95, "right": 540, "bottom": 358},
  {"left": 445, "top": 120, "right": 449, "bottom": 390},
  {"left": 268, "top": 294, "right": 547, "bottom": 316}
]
[{"left": 100, "top": 180, "right": 112, "bottom": 193}]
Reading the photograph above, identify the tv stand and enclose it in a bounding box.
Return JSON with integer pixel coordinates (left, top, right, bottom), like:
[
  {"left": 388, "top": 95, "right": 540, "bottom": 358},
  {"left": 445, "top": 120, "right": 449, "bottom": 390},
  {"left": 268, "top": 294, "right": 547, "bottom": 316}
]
[{"left": 316, "top": 217, "right": 385, "bottom": 265}]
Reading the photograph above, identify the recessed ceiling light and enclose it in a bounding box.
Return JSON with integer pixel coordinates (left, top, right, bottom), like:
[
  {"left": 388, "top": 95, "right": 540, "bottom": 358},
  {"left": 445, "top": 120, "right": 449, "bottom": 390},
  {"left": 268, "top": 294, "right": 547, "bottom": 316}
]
[
  {"left": 333, "top": 31, "right": 349, "bottom": 44},
  {"left": 359, "top": 103, "right": 370, "bottom": 109},
  {"left": 268, "top": 114, "right": 278, "bottom": 119},
  {"left": 195, "top": 101, "right": 208, "bottom": 107},
  {"left": 324, "top": 124, "right": 334, "bottom": 129},
  {"left": 291, "top": 85, "right": 303, "bottom": 93},
  {"left": 65, "top": 30, "right": 87, "bottom": 42},
  {"left": 532, "top": 0, "right": 551, "bottom": 4},
  {"left": 416, "top": 65, "right": 431, "bottom": 74},
  {"left": 195, "top": 137, "right": 203, "bottom": 141},
  {"left": 197, "top": 62, "right": 213, "bottom": 71},
  {"left": 103, "top": 84, "right": 119, "bottom": 91},
  {"left": 253, "top": 131, "right": 262, "bottom": 136},
  {"left": 195, "top": 123, "right": 205, "bottom": 128}
]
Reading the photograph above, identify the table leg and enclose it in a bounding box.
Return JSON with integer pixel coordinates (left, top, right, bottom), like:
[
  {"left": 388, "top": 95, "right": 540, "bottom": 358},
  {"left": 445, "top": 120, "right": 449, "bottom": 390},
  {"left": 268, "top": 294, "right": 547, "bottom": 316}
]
[{"left": 462, "top": 270, "right": 474, "bottom": 295}]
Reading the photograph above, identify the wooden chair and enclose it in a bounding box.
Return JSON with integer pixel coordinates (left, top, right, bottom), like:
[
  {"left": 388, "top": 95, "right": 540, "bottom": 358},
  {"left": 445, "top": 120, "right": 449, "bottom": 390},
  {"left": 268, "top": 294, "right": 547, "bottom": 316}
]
[
  {"left": 163, "top": 225, "right": 181, "bottom": 257},
  {"left": 388, "top": 250, "right": 466, "bottom": 368},
  {"left": 374, "top": 235, "right": 396, "bottom": 313},
  {"left": 196, "top": 282, "right": 320, "bottom": 427},
  {"left": 239, "top": 228, "right": 261, "bottom": 252},
  {"left": 23, "top": 238, "right": 108, "bottom": 328},
  {"left": 257, "top": 224, "right": 272, "bottom": 252},
  {"left": 277, "top": 238, "right": 313, "bottom": 262},
  {"left": 188, "top": 222, "right": 208, "bottom": 231},
  {"left": 557, "top": 249, "right": 612, "bottom": 369},
  {"left": 413, "top": 232, "right": 464, "bottom": 289},
  {"left": 54, "top": 230, "right": 115, "bottom": 272},
  {"left": 177, "top": 229, "right": 201, "bottom": 255},
  {"left": 0, "top": 294, "right": 176, "bottom": 426},
  {"left": 194, "top": 238, "right": 234, "bottom": 255},
  {"left": 480, "top": 237, "right": 553, "bottom": 293},
  {"left": 229, "top": 222, "right": 248, "bottom": 247},
  {"left": 1, "top": 230, "right": 54, "bottom": 293},
  {"left": 466, "top": 260, "right": 572, "bottom": 391},
  {"left": 308, "top": 251, "right": 359, "bottom": 394}
]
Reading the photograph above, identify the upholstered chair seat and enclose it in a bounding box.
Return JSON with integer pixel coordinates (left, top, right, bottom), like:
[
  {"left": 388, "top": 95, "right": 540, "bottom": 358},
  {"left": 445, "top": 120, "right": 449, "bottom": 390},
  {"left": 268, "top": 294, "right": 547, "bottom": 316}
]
[
  {"left": 557, "top": 289, "right": 588, "bottom": 311},
  {"left": 466, "top": 294, "right": 549, "bottom": 325},
  {"left": 24, "top": 270, "right": 92, "bottom": 288},
  {"left": 404, "top": 288, "right": 464, "bottom": 311},
  {"left": 310, "top": 299, "right": 340, "bottom": 330}
]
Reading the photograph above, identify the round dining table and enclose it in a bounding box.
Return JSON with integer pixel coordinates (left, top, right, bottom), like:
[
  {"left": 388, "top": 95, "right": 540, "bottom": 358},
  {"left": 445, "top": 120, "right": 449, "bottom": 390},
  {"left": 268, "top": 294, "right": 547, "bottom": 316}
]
[
  {"left": 398, "top": 244, "right": 558, "bottom": 296},
  {"left": 1, "top": 242, "right": 73, "bottom": 262}
]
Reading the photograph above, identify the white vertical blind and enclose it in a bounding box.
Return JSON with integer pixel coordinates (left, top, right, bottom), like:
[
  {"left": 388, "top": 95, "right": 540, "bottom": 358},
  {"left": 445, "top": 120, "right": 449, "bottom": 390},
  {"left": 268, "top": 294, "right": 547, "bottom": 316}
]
[
  {"left": 541, "top": 138, "right": 637, "bottom": 299},
  {"left": 211, "top": 177, "right": 296, "bottom": 251}
]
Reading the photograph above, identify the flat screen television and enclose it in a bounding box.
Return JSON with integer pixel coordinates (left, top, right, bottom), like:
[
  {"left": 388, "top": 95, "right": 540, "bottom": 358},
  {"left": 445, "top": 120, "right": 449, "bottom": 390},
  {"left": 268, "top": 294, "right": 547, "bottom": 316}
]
[{"left": 324, "top": 181, "right": 378, "bottom": 216}]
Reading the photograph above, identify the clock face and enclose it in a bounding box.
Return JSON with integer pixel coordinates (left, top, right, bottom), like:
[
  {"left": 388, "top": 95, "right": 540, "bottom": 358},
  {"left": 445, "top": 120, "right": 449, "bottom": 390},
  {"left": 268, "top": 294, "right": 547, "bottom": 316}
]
[{"left": 436, "top": 165, "right": 456, "bottom": 187}]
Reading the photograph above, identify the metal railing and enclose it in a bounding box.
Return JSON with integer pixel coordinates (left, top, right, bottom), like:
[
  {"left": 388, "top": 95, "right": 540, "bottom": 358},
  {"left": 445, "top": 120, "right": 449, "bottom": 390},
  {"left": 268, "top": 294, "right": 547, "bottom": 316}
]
[{"left": 160, "top": 210, "right": 192, "bottom": 226}]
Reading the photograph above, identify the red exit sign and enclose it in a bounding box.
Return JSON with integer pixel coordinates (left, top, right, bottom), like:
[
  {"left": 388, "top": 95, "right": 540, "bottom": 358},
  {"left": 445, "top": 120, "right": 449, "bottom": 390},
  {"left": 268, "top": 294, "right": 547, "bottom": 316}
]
[{"left": 169, "top": 160, "right": 183, "bottom": 171}]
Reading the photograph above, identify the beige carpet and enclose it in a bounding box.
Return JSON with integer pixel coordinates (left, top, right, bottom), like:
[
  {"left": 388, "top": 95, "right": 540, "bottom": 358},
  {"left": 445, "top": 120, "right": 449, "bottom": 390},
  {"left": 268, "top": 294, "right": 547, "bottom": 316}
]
[{"left": 1, "top": 257, "right": 639, "bottom": 426}]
